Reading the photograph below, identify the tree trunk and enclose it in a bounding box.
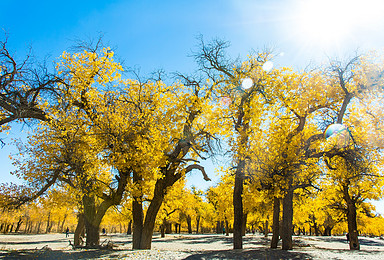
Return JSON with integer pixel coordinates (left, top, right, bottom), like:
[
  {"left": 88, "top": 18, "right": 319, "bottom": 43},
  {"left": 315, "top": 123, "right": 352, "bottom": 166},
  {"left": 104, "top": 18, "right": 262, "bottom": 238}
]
[
  {"left": 271, "top": 197, "right": 280, "bottom": 248},
  {"left": 347, "top": 200, "right": 360, "bottom": 249},
  {"left": 15, "top": 218, "right": 23, "bottom": 233},
  {"left": 82, "top": 194, "right": 112, "bottom": 248},
  {"left": 281, "top": 188, "right": 294, "bottom": 250},
  {"left": 82, "top": 195, "right": 100, "bottom": 247},
  {"left": 160, "top": 219, "right": 166, "bottom": 238},
  {"left": 127, "top": 220, "right": 132, "bottom": 235},
  {"left": 84, "top": 219, "right": 99, "bottom": 247},
  {"left": 216, "top": 221, "right": 220, "bottom": 234},
  {"left": 166, "top": 221, "right": 172, "bottom": 234},
  {"left": 60, "top": 214, "right": 67, "bottom": 233},
  {"left": 135, "top": 177, "right": 168, "bottom": 249},
  {"left": 132, "top": 170, "right": 144, "bottom": 249},
  {"left": 36, "top": 221, "right": 42, "bottom": 234},
  {"left": 132, "top": 196, "right": 144, "bottom": 248},
  {"left": 242, "top": 213, "right": 247, "bottom": 236},
  {"left": 74, "top": 213, "right": 85, "bottom": 247},
  {"left": 233, "top": 162, "right": 244, "bottom": 249},
  {"left": 196, "top": 216, "right": 200, "bottom": 234},
  {"left": 264, "top": 219, "right": 269, "bottom": 237},
  {"left": 187, "top": 215, "right": 192, "bottom": 234},
  {"left": 225, "top": 219, "right": 229, "bottom": 236},
  {"left": 45, "top": 211, "right": 51, "bottom": 233}
]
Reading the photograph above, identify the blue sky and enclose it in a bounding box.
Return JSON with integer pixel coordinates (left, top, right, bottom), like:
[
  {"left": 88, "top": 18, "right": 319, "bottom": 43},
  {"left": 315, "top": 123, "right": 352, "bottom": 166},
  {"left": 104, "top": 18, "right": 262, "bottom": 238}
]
[{"left": 1, "top": 0, "right": 384, "bottom": 212}]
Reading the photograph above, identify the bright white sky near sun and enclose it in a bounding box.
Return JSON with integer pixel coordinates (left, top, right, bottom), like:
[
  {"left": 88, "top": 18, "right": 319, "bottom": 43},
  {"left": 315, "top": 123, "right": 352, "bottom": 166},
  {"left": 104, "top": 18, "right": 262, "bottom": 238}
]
[{"left": 1, "top": 0, "right": 384, "bottom": 213}]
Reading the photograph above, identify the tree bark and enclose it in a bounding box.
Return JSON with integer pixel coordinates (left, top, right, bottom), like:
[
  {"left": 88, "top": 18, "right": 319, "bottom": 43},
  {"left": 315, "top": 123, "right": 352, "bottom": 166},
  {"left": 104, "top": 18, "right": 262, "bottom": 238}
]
[
  {"left": 242, "top": 212, "right": 247, "bottom": 236},
  {"left": 160, "top": 219, "right": 166, "bottom": 238},
  {"left": 281, "top": 188, "right": 294, "bottom": 250},
  {"left": 127, "top": 220, "right": 132, "bottom": 235},
  {"left": 132, "top": 172, "right": 144, "bottom": 249},
  {"left": 166, "top": 222, "right": 172, "bottom": 234},
  {"left": 344, "top": 186, "right": 360, "bottom": 250},
  {"left": 82, "top": 195, "right": 99, "bottom": 247},
  {"left": 140, "top": 187, "right": 166, "bottom": 249},
  {"left": 82, "top": 194, "right": 113, "bottom": 248},
  {"left": 233, "top": 161, "right": 244, "bottom": 249},
  {"left": 74, "top": 214, "right": 85, "bottom": 246},
  {"left": 187, "top": 215, "right": 192, "bottom": 234},
  {"left": 271, "top": 197, "right": 280, "bottom": 248},
  {"left": 196, "top": 216, "right": 200, "bottom": 234}
]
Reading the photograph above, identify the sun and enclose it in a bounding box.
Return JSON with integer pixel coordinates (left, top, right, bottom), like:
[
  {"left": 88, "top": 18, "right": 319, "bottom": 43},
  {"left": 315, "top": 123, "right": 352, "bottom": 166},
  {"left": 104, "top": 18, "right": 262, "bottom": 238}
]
[{"left": 296, "top": 0, "right": 384, "bottom": 46}]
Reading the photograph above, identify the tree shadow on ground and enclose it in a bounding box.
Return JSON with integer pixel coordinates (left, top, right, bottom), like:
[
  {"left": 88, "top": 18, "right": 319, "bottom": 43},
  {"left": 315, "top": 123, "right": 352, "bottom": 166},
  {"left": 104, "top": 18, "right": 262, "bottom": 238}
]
[
  {"left": 179, "top": 235, "right": 233, "bottom": 246},
  {"left": 0, "top": 248, "right": 119, "bottom": 260},
  {"left": 0, "top": 238, "right": 69, "bottom": 246},
  {"left": 312, "top": 236, "right": 349, "bottom": 244},
  {"left": 314, "top": 236, "right": 384, "bottom": 247},
  {"left": 182, "top": 248, "right": 313, "bottom": 260},
  {"left": 358, "top": 237, "right": 384, "bottom": 247}
]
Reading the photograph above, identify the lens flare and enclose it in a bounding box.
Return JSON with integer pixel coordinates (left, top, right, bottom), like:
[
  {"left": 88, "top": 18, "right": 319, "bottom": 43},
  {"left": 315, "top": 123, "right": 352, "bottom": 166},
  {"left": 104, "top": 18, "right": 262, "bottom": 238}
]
[
  {"left": 262, "top": 61, "right": 273, "bottom": 72},
  {"left": 220, "top": 96, "right": 231, "bottom": 107},
  {"left": 241, "top": 78, "right": 253, "bottom": 90},
  {"left": 324, "top": 124, "right": 350, "bottom": 148}
]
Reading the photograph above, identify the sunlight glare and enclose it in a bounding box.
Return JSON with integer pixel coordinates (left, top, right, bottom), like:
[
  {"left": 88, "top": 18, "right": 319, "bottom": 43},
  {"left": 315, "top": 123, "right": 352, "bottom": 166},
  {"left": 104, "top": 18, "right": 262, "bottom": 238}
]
[{"left": 297, "top": 0, "right": 384, "bottom": 46}]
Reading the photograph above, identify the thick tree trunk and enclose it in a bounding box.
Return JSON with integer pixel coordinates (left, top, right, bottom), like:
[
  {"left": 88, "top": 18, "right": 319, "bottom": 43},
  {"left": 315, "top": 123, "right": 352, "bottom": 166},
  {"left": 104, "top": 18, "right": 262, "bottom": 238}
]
[
  {"left": 74, "top": 213, "right": 85, "bottom": 246},
  {"left": 134, "top": 177, "right": 168, "bottom": 249},
  {"left": 132, "top": 195, "right": 144, "bottom": 248},
  {"left": 166, "top": 222, "right": 172, "bottom": 234},
  {"left": 233, "top": 163, "right": 244, "bottom": 249},
  {"left": 160, "top": 219, "right": 166, "bottom": 238},
  {"left": 343, "top": 185, "right": 360, "bottom": 250},
  {"left": 83, "top": 195, "right": 100, "bottom": 247},
  {"left": 84, "top": 220, "right": 99, "bottom": 247},
  {"left": 132, "top": 170, "right": 144, "bottom": 249},
  {"left": 271, "top": 197, "right": 280, "bottom": 248},
  {"left": 216, "top": 221, "right": 221, "bottom": 234},
  {"left": 281, "top": 188, "right": 294, "bottom": 250},
  {"left": 323, "top": 215, "right": 334, "bottom": 236},
  {"left": 347, "top": 201, "right": 360, "bottom": 250},
  {"left": 82, "top": 194, "right": 112, "bottom": 248},
  {"left": 242, "top": 213, "right": 247, "bottom": 236},
  {"left": 127, "top": 220, "right": 132, "bottom": 235},
  {"left": 187, "top": 215, "right": 192, "bottom": 234}
]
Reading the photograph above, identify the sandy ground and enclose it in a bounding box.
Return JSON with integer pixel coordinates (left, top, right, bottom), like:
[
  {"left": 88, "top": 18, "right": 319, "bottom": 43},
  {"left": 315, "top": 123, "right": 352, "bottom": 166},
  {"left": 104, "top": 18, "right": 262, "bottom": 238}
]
[{"left": 0, "top": 233, "right": 383, "bottom": 259}]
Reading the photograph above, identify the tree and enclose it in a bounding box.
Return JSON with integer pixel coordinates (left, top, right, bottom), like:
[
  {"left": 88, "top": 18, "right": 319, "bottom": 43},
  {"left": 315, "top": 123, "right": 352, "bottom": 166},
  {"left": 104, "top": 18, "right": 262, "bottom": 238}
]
[
  {"left": 308, "top": 54, "right": 384, "bottom": 250},
  {"left": 0, "top": 36, "right": 60, "bottom": 135},
  {"left": 2, "top": 46, "right": 131, "bottom": 247},
  {"left": 192, "top": 37, "right": 278, "bottom": 249},
  {"left": 206, "top": 172, "right": 234, "bottom": 236}
]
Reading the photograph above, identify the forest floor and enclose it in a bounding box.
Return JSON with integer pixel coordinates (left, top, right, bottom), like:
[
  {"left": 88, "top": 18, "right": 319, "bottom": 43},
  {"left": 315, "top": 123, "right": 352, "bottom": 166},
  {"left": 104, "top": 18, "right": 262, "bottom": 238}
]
[{"left": 0, "top": 232, "right": 383, "bottom": 259}]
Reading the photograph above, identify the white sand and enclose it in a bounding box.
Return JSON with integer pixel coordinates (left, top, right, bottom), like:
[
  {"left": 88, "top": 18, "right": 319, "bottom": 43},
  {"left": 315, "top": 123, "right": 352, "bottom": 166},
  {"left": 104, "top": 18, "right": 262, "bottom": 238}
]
[{"left": 0, "top": 233, "right": 383, "bottom": 259}]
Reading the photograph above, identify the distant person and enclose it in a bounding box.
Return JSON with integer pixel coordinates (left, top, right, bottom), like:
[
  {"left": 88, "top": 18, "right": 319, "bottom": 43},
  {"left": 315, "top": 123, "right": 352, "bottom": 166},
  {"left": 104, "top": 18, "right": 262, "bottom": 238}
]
[
  {"left": 223, "top": 227, "right": 225, "bottom": 235},
  {"left": 66, "top": 227, "right": 69, "bottom": 238},
  {"left": 102, "top": 228, "right": 106, "bottom": 235}
]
